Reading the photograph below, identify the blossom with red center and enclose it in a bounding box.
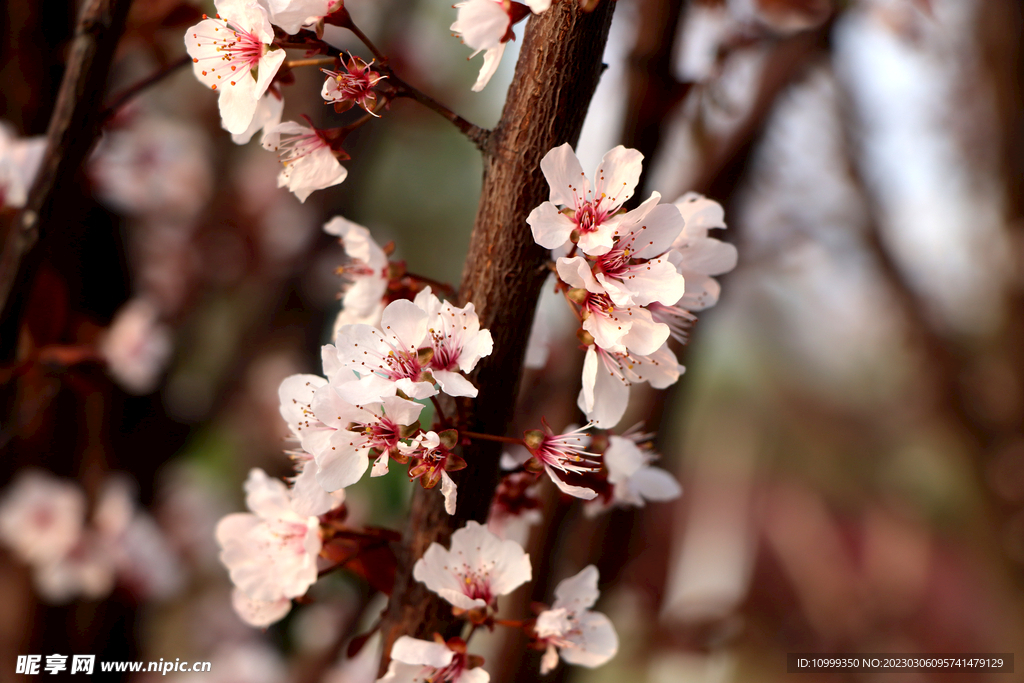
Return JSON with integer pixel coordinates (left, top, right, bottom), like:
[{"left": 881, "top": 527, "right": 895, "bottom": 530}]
[
  {"left": 401, "top": 430, "right": 466, "bottom": 514},
  {"left": 321, "top": 56, "right": 387, "bottom": 115},
  {"left": 262, "top": 120, "right": 348, "bottom": 202},
  {"left": 184, "top": 0, "right": 286, "bottom": 134},
  {"left": 527, "top": 144, "right": 646, "bottom": 255},
  {"left": 414, "top": 288, "right": 493, "bottom": 398},
  {"left": 323, "top": 216, "right": 390, "bottom": 327},
  {"left": 413, "top": 520, "right": 531, "bottom": 611},
  {"left": 523, "top": 422, "right": 600, "bottom": 500},
  {"left": 380, "top": 636, "right": 490, "bottom": 683},
  {"left": 323, "top": 298, "right": 437, "bottom": 404},
  {"left": 557, "top": 258, "right": 669, "bottom": 355}
]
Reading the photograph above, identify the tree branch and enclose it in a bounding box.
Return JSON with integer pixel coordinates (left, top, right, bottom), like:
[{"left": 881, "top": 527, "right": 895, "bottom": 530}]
[
  {"left": 376, "top": 0, "right": 617, "bottom": 673},
  {"left": 0, "top": 0, "right": 133, "bottom": 357}
]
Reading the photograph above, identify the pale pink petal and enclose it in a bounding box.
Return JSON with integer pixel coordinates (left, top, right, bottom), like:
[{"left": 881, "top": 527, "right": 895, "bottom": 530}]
[{"left": 540, "top": 143, "right": 589, "bottom": 206}]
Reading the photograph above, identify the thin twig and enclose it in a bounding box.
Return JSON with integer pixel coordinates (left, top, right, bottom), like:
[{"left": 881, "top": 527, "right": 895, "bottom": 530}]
[
  {"left": 388, "top": 73, "right": 490, "bottom": 150},
  {"left": 461, "top": 431, "right": 525, "bottom": 447},
  {"left": 286, "top": 56, "right": 338, "bottom": 69},
  {"left": 406, "top": 272, "right": 458, "bottom": 298},
  {"left": 345, "top": 19, "right": 388, "bottom": 64},
  {"left": 100, "top": 54, "right": 191, "bottom": 123}
]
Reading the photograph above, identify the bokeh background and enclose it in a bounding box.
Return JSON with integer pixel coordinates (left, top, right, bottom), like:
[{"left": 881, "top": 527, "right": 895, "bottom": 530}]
[{"left": 1, "top": 0, "right": 1022, "bottom": 681}]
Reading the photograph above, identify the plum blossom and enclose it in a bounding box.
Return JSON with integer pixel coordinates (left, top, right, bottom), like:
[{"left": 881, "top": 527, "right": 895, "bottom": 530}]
[
  {"left": 262, "top": 121, "right": 348, "bottom": 202},
  {"left": 414, "top": 288, "right": 493, "bottom": 398},
  {"left": 451, "top": 0, "right": 549, "bottom": 91},
  {"left": 310, "top": 386, "right": 423, "bottom": 489},
  {"left": 100, "top": 297, "right": 173, "bottom": 395},
  {"left": 324, "top": 216, "right": 389, "bottom": 326},
  {"left": 413, "top": 520, "right": 531, "bottom": 611},
  {"left": 400, "top": 430, "right": 465, "bottom": 514},
  {"left": 535, "top": 566, "right": 618, "bottom": 674},
  {"left": 322, "top": 56, "right": 386, "bottom": 115},
  {"left": 216, "top": 469, "right": 321, "bottom": 620},
  {"left": 0, "top": 470, "right": 85, "bottom": 566},
  {"left": 378, "top": 636, "right": 489, "bottom": 683},
  {"left": 184, "top": 0, "right": 286, "bottom": 134},
  {"left": 578, "top": 343, "right": 684, "bottom": 429},
  {"left": 527, "top": 144, "right": 644, "bottom": 255},
  {"left": 523, "top": 423, "right": 600, "bottom": 500},
  {"left": 596, "top": 435, "right": 681, "bottom": 510},
  {"left": 323, "top": 299, "right": 436, "bottom": 403},
  {"left": 669, "top": 193, "right": 738, "bottom": 312},
  {"left": 231, "top": 91, "right": 284, "bottom": 145},
  {"left": 264, "top": 0, "right": 341, "bottom": 34}
]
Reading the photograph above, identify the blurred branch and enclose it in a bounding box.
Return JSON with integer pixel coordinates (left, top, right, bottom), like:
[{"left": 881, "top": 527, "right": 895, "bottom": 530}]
[
  {"left": 100, "top": 53, "right": 189, "bottom": 123},
  {"left": 377, "top": 0, "right": 617, "bottom": 674},
  {"left": 0, "top": 0, "right": 133, "bottom": 358}
]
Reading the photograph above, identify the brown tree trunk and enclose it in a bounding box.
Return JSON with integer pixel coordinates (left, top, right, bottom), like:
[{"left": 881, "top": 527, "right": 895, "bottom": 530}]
[{"left": 378, "top": 0, "right": 616, "bottom": 674}]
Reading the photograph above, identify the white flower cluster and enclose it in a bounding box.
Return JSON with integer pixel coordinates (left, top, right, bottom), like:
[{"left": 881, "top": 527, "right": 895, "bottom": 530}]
[
  {"left": 528, "top": 143, "right": 738, "bottom": 428},
  {"left": 377, "top": 521, "right": 617, "bottom": 682},
  {"left": 451, "top": 0, "right": 550, "bottom": 91},
  {"left": 0, "top": 470, "right": 181, "bottom": 603},
  {"left": 184, "top": 0, "right": 357, "bottom": 202}
]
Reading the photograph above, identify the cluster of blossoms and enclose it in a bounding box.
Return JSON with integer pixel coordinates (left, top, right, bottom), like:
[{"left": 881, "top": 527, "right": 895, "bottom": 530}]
[
  {"left": 527, "top": 143, "right": 738, "bottom": 428},
  {"left": 378, "top": 521, "right": 618, "bottom": 682},
  {"left": 0, "top": 470, "right": 181, "bottom": 603}
]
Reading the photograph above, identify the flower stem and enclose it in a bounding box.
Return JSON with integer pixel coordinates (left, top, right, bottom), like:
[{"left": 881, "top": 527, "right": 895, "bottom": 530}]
[
  {"left": 285, "top": 56, "right": 338, "bottom": 69},
  {"left": 388, "top": 73, "right": 490, "bottom": 150},
  {"left": 429, "top": 395, "right": 449, "bottom": 427},
  {"left": 100, "top": 54, "right": 191, "bottom": 123},
  {"left": 461, "top": 431, "right": 525, "bottom": 447}
]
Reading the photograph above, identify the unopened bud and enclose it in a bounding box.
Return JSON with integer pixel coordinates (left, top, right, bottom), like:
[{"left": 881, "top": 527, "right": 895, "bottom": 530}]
[
  {"left": 576, "top": 328, "right": 596, "bottom": 346},
  {"left": 566, "top": 288, "right": 589, "bottom": 305},
  {"left": 523, "top": 429, "right": 545, "bottom": 452}
]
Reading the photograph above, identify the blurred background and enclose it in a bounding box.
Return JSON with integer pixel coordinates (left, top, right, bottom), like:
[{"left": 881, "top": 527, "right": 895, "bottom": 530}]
[{"left": 1, "top": 0, "right": 1022, "bottom": 681}]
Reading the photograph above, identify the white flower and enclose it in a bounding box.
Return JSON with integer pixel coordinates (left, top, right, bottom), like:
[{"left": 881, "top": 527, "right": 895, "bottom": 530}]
[
  {"left": 451, "top": 0, "right": 548, "bottom": 91},
  {"left": 216, "top": 469, "right": 321, "bottom": 606},
  {"left": 414, "top": 288, "right": 493, "bottom": 398},
  {"left": 578, "top": 343, "right": 683, "bottom": 429},
  {"left": 569, "top": 191, "right": 687, "bottom": 307},
  {"left": 324, "top": 216, "right": 389, "bottom": 322},
  {"left": 33, "top": 533, "right": 116, "bottom": 603},
  {"left": 669, "top": 193, "right": 738, "bottom": 312},
  {"left": 557, "top": 258, "right": 669, "bottom": 355},
  {"left": 0, "top": 470, "right": 85, "bottom": 566},
  {"left": 90, "top": 116, "right": 213, "bottom": 220},
  {"left": 527, "top": 144, "right": 644, "bottom": 255},
  {"left": 231, "top": 91, "right": 284, "bottom": 145},
  {"left": 262, "top": 121, "right": 347, "bottom": 202},
  {"left": 311, "top": 386, "right": 423, "bottom": 490},
  {"left": 264, "top": 0, "right": 339, "bottom": 34},
  {"left": 231, "top": 588, "right": 293, "bottom": 627},
  {"left": 289, "top": 456, "right": 346, "bottom": 517},
  {"left": 322, "top": 299, "right": 436, "bottom": 404},
  {"left": 184, "top": 0, "right": 287, "bottom": 135},
  {"left": 413, "top": 520, "right": 531, "bottom": 611},
  {"left": 100, "top": 297, "right": 173, "bottom": 395},
  {"left": 524, "top": 423, "right": 600, "bottom": 500},
  {"left": 0, "top": 122, "right": 45, "bottom": 210},
  {"left": 535, "top": 566, "right": 618, "bottom": 674},
  {"left": 378, "top": 636, "right": 489, "bottom": 683},
  {"left": 602, "top": 435, "right": 681, "bottom": 508}
]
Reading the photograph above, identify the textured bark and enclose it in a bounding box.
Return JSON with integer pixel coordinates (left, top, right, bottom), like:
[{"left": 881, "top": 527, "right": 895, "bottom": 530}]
[
  {"left": 0, "top": 0, "right": 133, "bottom": 357},
  {"left": 378, "top": 0, "right": 616, "bottom": 673}
]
